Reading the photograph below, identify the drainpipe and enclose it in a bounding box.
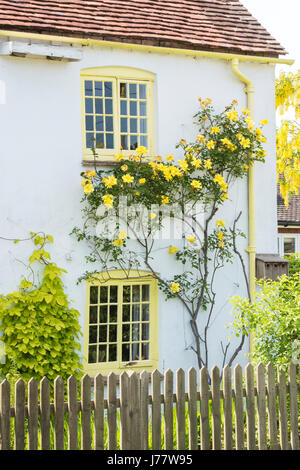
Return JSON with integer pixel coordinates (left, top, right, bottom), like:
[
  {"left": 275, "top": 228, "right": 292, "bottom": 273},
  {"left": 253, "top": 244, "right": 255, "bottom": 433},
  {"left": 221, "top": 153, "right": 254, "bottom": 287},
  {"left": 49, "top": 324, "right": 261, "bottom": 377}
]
[{"left": 231, "top": 58, "right": 256, "bottom": 356}]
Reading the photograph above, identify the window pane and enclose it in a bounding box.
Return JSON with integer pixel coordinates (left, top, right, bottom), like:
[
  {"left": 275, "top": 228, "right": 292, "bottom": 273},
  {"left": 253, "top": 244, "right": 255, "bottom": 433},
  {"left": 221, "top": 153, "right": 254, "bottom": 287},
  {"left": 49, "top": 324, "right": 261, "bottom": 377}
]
[
  {"left": 95, "top": 116, "right": 104, "bottom": 132},
  {"left": 140, "top": 101, "right": 147, "bottom": 116},
  {"left": 122, "top": 324, "right": 130, "bottom": 342},
  {"left": 141, "top": 343, "right": 149, "bottom": 360},
  {"left": 85, "top": 98, "right": 93, "bottom": 114},
  {"left": 99, "top": 325, "right": 107, "bottom": 343},
  {"left": 85, "top": 81, "right": 93, "bottom": 96},
  {"left": 130, "top": 135, "right": 138, "bottom": 150},
  {"left": 86, "top": 132, "right": 94, "bottom": 148},
  {"left": 85, "top": 115, "right": 94, "bottom": 131},
  {"left": 89, "top": 306, "right": 98, "bottom": 324},
  {"left": 142, "top": 323, "right": 149, "bottom": 341},
  {"left": 98, "top": 345, "right": 107, "bottom": 362},
  {"left": 131, "top": 343, "right": 140, "bottom": 360},
  {"left": 139, "top": 84, "right": 146, "bottom": 99},
  {"left": 121, "top": 134, "right": 128, "bottom": 150},
  {"left": 140, "top": 119, "right": 147, "bottom": 134},
  {"left": 109, "top": 305, "right": 117, "bottom": 323},
  {"left": 140, "top": 136, "right": 148, "bottom": 148},
  {"left": 105, "top": 116, "right": 114, "bottom": 132},
  {"left": 100, "top": 286, "right": 108, "bottom": 303},
  {"left": 130, "top": 118, "right": 138, "bottom": 133},
  {"left": 142, "top": 285, "right": 149, "bottom": 302},
  {"left": 109, "top": 325, "right": 117, "bottom": 342},
  {"left": 106, "top": 133, "right": 114, "bottom": 149},
  {"left": 89, "top": 325, "right": 97, "bottom": 343},
  {"left": 123, "top": 285, "right": 130, "bottom": 302},
  {"left": 96, "top": 133, "right": 105, "bottom": 149},
  {"left": 95, "top": 81, "right": 103, "bottom": 97},
  {"left": 121, "top": 118, "right": 128, "bottom": 133},
  {"left": 142, "top": 304, "right": 149, "bottom": 321},
  {"left": 110, "top": 286, "right": 118, "bottom": 303},
  {"left": 130, "top": 101, "right": 137, "bottom": 116},
  {"left": 104, "top": 81, "right": 113, "bottom": 97},
  {"left": 132, "top": 285, "right": 140, "bottom": 302},
  {"left": 100, "top": 305, "right": 108, "bottom": 323},
  {"left": 132, "top": 304, "right": 140, "bottom": 321},
  {"left": 105, "top": 99, "right": 113, "bottom": 115},
  {"left": 122, "top": 344, "right": 130, "bottom": 362},
  {"left": 129, "top": 83, "right": 137, "bottom": 99},
  {"left": 122, "top": 304, "right": 130, "bottom": 322},
  {"left": 90, "top": 286, "right": 98, "bottom": 304},
  {"left": 132, "top": 323, "right": 140, "bottom": 341},
  {"left": 95, "top": 99, "right": 103, "bottom": 115},
  {"left": 284, "top": 238, "right": 295, "bottom": 254},
  {"left": 88, "top": 345, "right": 97, "bottom": 363},
  {"left": 120, "top": 83, "right": 127, "bottom": 98},
  {"left": 109, "top": 344, "right": 117, "bottom": 362},
  {"left": 121, "top": 100, "right": 127, "bottom": 115}
]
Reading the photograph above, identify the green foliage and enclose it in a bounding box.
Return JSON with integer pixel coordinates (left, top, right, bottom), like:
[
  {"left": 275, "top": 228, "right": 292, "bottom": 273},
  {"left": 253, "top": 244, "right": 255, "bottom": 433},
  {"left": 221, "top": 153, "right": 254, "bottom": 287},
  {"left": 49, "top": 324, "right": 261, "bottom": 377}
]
[
  {"left": 0, "top": 233, "right": 82, "bottom": 382},
  {"left": 285, "top": 252, "right": 300, "bottom": 275},
  {"left": 230, "top": 273, "right": 300, "bottom": 368}
]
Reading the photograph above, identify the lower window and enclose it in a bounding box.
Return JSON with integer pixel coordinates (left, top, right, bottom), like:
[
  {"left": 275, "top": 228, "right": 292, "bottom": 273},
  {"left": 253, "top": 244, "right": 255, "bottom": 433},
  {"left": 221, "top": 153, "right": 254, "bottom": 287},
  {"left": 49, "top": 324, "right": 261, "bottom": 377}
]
[{"left": 84, "top": 272, "right": 158, "bottom": 375}]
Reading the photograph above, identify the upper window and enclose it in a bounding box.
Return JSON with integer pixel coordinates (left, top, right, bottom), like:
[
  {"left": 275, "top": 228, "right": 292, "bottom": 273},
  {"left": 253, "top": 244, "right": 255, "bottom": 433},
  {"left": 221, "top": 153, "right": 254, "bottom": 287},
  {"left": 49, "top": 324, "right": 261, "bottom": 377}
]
[
  {"left": 81, "top": 67, "right": 155, "bottom": 163},
  {"left": 83, "top": 271, "right": 158, "bottom": 376}
]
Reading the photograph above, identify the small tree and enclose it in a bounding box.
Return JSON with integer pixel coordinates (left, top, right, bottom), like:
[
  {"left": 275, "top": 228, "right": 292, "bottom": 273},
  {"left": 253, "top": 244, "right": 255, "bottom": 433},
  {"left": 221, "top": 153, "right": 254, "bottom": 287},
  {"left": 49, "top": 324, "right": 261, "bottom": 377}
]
[
  {"left": 229, "top": 273, "right": 300, "bottom": 369},
  {"left": 0, "top": 233, "right": 82, "bottom": 382}
]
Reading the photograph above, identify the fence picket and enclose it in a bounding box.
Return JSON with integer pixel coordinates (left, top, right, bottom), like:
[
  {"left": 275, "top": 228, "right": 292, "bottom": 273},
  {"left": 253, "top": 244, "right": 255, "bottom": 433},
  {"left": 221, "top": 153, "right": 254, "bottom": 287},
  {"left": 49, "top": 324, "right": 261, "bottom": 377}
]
[
  {"left": 15, "top": 379, "right": 25, "bottom": 450},
  {"left": 211, "top": 366, "right": 221, "bottom": 450},
  {"left": 289, "top": 362, "right": 299, "bottom": 450},
  {"left": 28, "top": 378, "right": 38, "bottom": 451},
  {"left": 54, "top": 376, "right": 65, "bottom": 450},
  {"left": 0, "top": 379, "right": 10, "bottom": 450},
  {"left": 81, "top": 374, "right": 91, "bottom": 450},
  {"left": 278, "top": 368, "right": 289, "bottom": 450},
  {"left": 188, "top": 367, "right": 198, "bottom": 450},
  {"left": 151, "top": 369, "right": 161, "bottom": 450},
  {"left": 267, "top": 362, "right": 278, "bottom": 450},
  {"left": 40, "top": 377, "right": 50, "bottom": 450},
  {"left": 94, "top": 373, "right": 104, "bottom": 450},
  {"left": 234, "top": 365, "right": 244, "bottom": 450},
  {"left": 67, "top": 375, "right": 78, "bottom": 450},
  {"left": 245, "top": 364, "right": 256, "bottom": 450},
  {"left": 223, "top": 365, "right": 232, "bottom": 450},
  {"left": 120, "top": 372, "right": 130, "bottom": 450},
  {"left": 129, "top": 372, "right": 141, "bottom": 450},
  {"left": 176, "top": 368, "right": 186, "bottom": 450},
  {"left": 140, "top": 371, "right": 149, "bottom": 450},
  {"left": 107, "top": 372, "right": 117, "bottom": 450},
  {"left": 164, "top": 369, "right": 173, "bottom": 451},
  {"left": 256, "top": 363, "right": 267, "bottom": 450},
  {"left": 200, "top": 367, "right": 210, "bottom": 450}
]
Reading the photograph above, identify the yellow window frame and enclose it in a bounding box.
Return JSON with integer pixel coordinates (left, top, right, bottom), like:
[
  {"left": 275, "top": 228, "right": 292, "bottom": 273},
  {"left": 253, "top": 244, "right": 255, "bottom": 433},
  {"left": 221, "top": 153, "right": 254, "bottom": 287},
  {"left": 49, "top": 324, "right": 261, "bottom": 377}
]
[
  {"left": 83, "top": 270, "right": 159, "bottom": 376},
  {"left": 80, "top": 66, "right": 155, "bottom": 164}
]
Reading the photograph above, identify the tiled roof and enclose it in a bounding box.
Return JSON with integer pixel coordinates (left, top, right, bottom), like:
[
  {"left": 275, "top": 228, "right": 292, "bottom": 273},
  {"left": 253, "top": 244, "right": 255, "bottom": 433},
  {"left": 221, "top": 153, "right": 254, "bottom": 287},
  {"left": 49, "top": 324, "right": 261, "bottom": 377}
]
[
  {"left": 278, "top": 189, "right": 300, "bottom": 225},
  {"left": 0, "top": 0, "right": 287, "bottom": 57}
]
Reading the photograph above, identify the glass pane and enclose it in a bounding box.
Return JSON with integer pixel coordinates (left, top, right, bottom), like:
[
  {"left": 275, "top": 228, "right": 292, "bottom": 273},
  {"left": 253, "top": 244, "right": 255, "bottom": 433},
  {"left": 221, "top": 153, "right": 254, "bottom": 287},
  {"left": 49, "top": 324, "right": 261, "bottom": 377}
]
[
  {"left": 95, "top": 116, "right": 104, "bottom": 132},
  {"left": 142, "top": 304, "right": 149, "bottom": 321},
  {"left": 105, "top": 99, "right": 113, "bottom": 115},
  {"left": 89, "top": 306, "right": 98, "bottom": 324},
  {"left": 120, "top": 100, "right": 127, "bottom": 116},
  {"left": 99, "top": 325, "right": 107, "bottom": 343},
  {"left": 109, "top": 305, "right": 117, "bottom": 323},
  {"left": 90, "top": 286, "right": 98, "bottom": 304},
  {"left": 132, "top": 304, "right": 140, "bottom": 322},
  {"left": 98, "top": 345, "right": 107, "bottom": 362},
  {"left": 139, "top": 84, "right": 146, "bottom": 99},
  {"left": 130, "top": 101, "right": 137, "bottom": 116},
  {"left": 123, "top": 285, "right": 130, "bottom": 303},
  {"left": 88, "top": 345, "right": 97, "bottom": 363},
  {"left": 130, "top": 118, "right": 138, "bottom": 133},
  {"left": 141, "top": 343, "right": 149, "bottom": 360},
  {"left": 122, "top": 304, "right": 130, "bottom": 322},
  {"left": 130, "top": 135, "right": 138, "bottom": 150},
  {"left": 122, "top": 344, "right": 130, "bottom": 362},
  {"left": 140, "top": 135, "right": 148, "bottom": 148},
  {"left": 142, "top": 323, "right": 149, "bottom": 341},
  {"left": 140, "top": 119, "right": 147, "bottom": 134},
  {"left": 121, "top": 134, "right": 128, "bottom": 150},
  {"left": 85, "top": 98, "right": 93, "bottom": 114},
  {"left": 140, "top": 101, "right": 147, "bottom": 116},
  {"left": 100, "top": 286, "right": 108, "bottom": 303},
  {"left": 109, "top": 325, "right": 117, "bottom": 342},
  {"left": 106, "top": 133, "right": 114, "bottom": 149},
  {"left": 95, "top": 81, "right": 103, "bottom": 97},
  {"left": 105, "top": 116, "right": 113, "bottom": 132},
  {"left": 120, "top": 83, "right": 127, "bottom": 98},
  {"left": 95, "top": 99, "right": 103, "bottom": 115},
  {"left": 84, "top": 80, "right": 93, "bottom": 96},
  {"left": 131, "top": 285, "right": 139, "bottom": 302},
  {"left": 95, "top": 133, "right": 105, "bottom": 149},
  {"left": 122, "top": 324, "right": 130, "bottom": 342},
  {"left": 131, "top": 343, "right": 140, "bottom": 361},
  {"left": 121, "top": 118, "right": 128, "bottom": 133},
  {"left": 129, "top": 83, "right": 137, "bottom": 99},
  {"left": 100, "top": 305, "right": 108, "bottom": 323},
  {"left": 109, "top": 344, "right": 117, "bottom": 362},
  {"left": 89, "top": 325, "right": 97, "bottom": 344},
  {"left": 284, "top": 238, "right": 295, "bottom": 254},
  {"left": 104, "top": 81, "right": 113, "bottom": 97},
  {"left": 142, "top": 285, "right": 149, "bottom": 302},
  {"left": 110, "top": 285, "right": 118, "bottom": 303},
  {"left": 86, "top": 132, "right": 94, "bottom": 148},
  {"left": 85, "top": 115, "right": 94, "bottom": 131},
  {"left": 132, "top": 323, "right": 140, "bottom": 342}
]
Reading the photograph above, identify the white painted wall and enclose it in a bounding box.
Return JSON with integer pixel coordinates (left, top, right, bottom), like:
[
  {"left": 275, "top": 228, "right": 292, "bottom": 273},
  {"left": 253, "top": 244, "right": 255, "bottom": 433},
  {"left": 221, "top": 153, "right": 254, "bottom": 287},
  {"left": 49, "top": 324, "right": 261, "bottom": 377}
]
[{"left": 0, "top": 41, "right": 278, "bottom": 373}]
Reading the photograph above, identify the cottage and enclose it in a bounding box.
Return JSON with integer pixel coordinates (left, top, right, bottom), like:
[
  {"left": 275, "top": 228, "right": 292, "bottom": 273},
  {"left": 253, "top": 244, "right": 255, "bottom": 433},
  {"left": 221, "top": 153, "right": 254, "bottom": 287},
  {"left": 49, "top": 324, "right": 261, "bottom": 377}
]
[
  {"left": 277, "top": 189, "right": 300, "bottom": 256},
  {"left": 0, "top": 1, "right": 292, "bottom": 376}
]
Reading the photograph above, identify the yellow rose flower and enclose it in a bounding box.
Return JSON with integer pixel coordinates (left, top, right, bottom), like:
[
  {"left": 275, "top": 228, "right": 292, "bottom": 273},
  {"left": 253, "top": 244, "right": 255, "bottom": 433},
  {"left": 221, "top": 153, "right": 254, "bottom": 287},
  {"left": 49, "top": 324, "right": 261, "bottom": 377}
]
[
  {"left": 221, "top": 192, "right": 228, "bottom": 201},
  {"left": 102, "top": 194, "right": 114, "bottom": 208},
  {"left": 84, "top": 183, "right": 94, "bottom": 194},
  {"left": 136, "top": 146, "right": 148, "bottom": 156},
  {"left": 187, "top": 236, "right": 196, "bottom": 243},
  {"left": 178, "top": 159, "right": 189, "bottom": 172},
  {"left": 207, "top": 140, "right": 216, "bottom": 150},
  {"left": 216, "top": 220, "right": 225, "bottom": 227},
  {"left": 168, "top": 246, "right": 178, "bottom": 254},
  {"left": 115, "top": 153, "right": 124, "bottom": 161},
  {"left": 161, "top": 195, "right": 169, "bottom": 204},
  {"left": 180, "top": 139, "right": 186, "bottom": 146},
  {"left": 204, "top": 159, "right": 212, "bottom": 170},
  {"left": 102, "top": 175, "right": 117, "bottom": 188},
  {"left": 122, "top": 173, "right": 134, "bottom": 183},
  {"left": 261, "top": 119, "right": 269, "bottom": 126},
  {"left": 166, "top": 154, "right": 174, "bottom": 162},
  {"left": 218, "top": 232, "right": 224, "bottom": 241},
  {"left": 113, "top": 238, "right": 124, "bottom": 246},
  {"left": 225, "top": 110, "right": 238, "bottom": 122},
  {"left": 139, "top": 178, "right": 146, "bottom": 184},
  {"left": 197, "top": 134, "right": 206, "bottom": 144},
  {"left": 191, "top": 180, "right": 202, "bottom": 189},
  {"left": 121, "top": 164, "right": 128, "bottom": 172},
  {"left": 171, "top": 282, "right": 180, "bottom": 293},
  {"left": 218, "top": 241, "right": 225, "bottom": 249},
  {"left": 242, "top": 107, "right": 250, "bottom": 115},
  {"left": 84, "top": 170, "right": 96, "bottom": 178},
  {"left": 245, "top": 116, "right": 254, "bottom": 130},
  {"left": 211, "top": 127, "right": 221, "bottom": 135},
  {"left": 119, "top": 231, "right": 127, "bottom": 239},
  {"left": 191, "top": 158, "right": 201, "bottom": 169},
  {"left": 149, "top": 213, "right": 157, "bottom": 219}
]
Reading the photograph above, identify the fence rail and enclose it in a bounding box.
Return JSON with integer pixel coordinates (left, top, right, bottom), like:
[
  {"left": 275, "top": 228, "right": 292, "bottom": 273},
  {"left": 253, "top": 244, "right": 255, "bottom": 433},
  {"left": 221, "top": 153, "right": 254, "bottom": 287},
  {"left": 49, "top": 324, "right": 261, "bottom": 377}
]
[{"left": 0, "top": 362, "right": 299, "bottom": 450}]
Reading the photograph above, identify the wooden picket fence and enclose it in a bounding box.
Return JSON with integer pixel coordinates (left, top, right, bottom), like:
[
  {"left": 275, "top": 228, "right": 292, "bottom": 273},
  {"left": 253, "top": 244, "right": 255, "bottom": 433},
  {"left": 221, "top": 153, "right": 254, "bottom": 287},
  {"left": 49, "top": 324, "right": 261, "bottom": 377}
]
[{"left": 0, "top": 362, "right": 299, "bottom": 450}]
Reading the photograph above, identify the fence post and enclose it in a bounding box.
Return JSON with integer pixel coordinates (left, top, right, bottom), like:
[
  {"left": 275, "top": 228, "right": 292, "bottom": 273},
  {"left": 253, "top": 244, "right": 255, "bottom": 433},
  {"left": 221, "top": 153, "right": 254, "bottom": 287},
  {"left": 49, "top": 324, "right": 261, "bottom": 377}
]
[
  {"left": 129, "top": 371, "right": 141, "bottom": 450},
  {"left": 54, "top": 376, "right": 65, "bottom": 450},
  {"left": 140, "top": 370, "right": 149, "bottom": 450},
  {"left": 267, "top": 362, "right": 278, "bottom": 450},
  {"left": 15, "top": 379, "right": 25, "bottom": 451},
  {"left": 211, "top": 366, "right": 221, "bottom": 450},
  {"left": 256, "top": 363, "right": 267, "bottom": 450},
  {"left": 151, "top": 369, "right": 161, "bottom": 450},
  {"left": 176, "top": 369, "right": 186, "bottom": 450},
  {"left": 234, "top": 364, "right": 244, "bottom": 450},
  {"left": 188, "top": 367, "right": 198, "bottom": 450},
  {"left": 199, "top": 367, "right": 210, "bottom": 450},
  {"left": 28, "top": 378, "right": 38, "bottom": 450},
  {"left": 107, "top": 372, "right": 117, "bottom": 450},
  {"left": 289, "top": 362, "right": 299, "bottom": 450},
  {"left": 40, "top": 377, "right": 50, "bottom": 450},
  {"left": 164, "top": 369, "right": 173, "bottom": 451},
  {"left": 223, "top": 365, "right": 232, "bottom": 450},
  {"left": 94, "top": 373, "right": 104, "bottom": 450},
  {"left": 278, "top": 368, "right": 288, "bottom": 450},
  {"left": 120, "top": 371, "right": 130, "bottom": 450},
  {"left": 0, "top": 379, "right": 10, "bottom": 450},
  {"left": 81, "top": 374, "right": 91, "bottom": 450},
  {"left": 67, "top": 375, "right": 78, "bottom": 450}
]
